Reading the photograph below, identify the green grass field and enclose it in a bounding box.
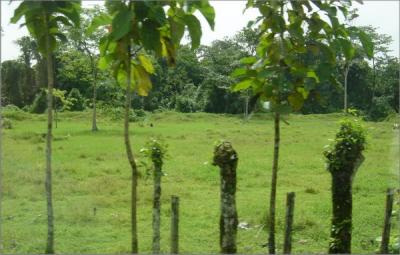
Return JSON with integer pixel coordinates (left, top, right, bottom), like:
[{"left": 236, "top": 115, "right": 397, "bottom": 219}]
[{"left": 1, "top": 110, "right": 399, "bottom": 254}]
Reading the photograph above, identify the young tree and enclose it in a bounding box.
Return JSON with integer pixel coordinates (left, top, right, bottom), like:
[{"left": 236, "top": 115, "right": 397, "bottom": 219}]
[
  {"left": 90, "top": 0, "right": 214, "bottom": 252},
  {"left": 66, "top": 7, "right": 107, "bottom": 131},
  {"left": 232, "top": 1, "right": 361, "bottom": 253},
  {"left": 340, "top": 21, "right": 373, "bottom": 114},
  {"left": 11, "top": 1, "right": 81, "bottom": 253}
]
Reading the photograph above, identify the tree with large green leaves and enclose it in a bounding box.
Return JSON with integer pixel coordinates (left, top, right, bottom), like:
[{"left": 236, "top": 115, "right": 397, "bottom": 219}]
[
  {"left": 232, "top": 0, "right": 363, "bottom": 253},
  {"left": 11, "top": 1, "right": 81, "bottom": 253},
  {"left": 89, "top": 0, "right": 214, "bottom": 252}
]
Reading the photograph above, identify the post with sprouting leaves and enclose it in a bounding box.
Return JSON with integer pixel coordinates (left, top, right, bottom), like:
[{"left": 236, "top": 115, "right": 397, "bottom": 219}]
[
  {"left": 324, "top": 120, "right": 366, "bottom": 254},
  {"left": 213, "top": 141, "right": 238, "bottom": 254},
  {"left": 141, "top": 138, "right": 168, "bottom": 254}
]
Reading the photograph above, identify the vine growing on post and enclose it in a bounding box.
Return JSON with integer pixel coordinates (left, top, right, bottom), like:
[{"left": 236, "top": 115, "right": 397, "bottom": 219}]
[
  {"left": 140, "top": 138, "right": 168, "bottom": 253},
  {"left": 232, "top": 0, "right": 366, "bottom": 253},
  {"left": 89, "top": 1, "right": 214, "bottom": 252},
  {"left": 11, "top": 2, "right": 81, "bottom": 253},
  {"left": 324, "top": 119, "right": 366, "bottom": 254}
]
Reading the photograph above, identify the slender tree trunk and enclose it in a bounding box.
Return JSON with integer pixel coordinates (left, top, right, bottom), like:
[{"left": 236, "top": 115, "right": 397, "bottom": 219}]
[
  {"left": 54, "top": 108, "right": 57, "bottom": 129},
  {"left": 372, "top": 56, "right": 376, "bottom": 99},
  {"left": 91, "top": 59, "right": 98, "bottom": 132},
  {"left": 268, "top": 112, "right": 280, "bottom": 254},
  {"left": 0, "top": 2, "right": 3, "bottom": 251},
  {"left": 344, "top": 63, "right": 350, "bottom": 114},
  {"left": 244, "top": 90, "right": 249, "bottom": 121},
  {"left": 124, "top": 55, "right": 138, "bottom": 254},
  {"left": 152, "top": 159, "right": 162, "bottom": 253},
  {"left": 44, "top": 16, "right": 55, "bottom": 254}
]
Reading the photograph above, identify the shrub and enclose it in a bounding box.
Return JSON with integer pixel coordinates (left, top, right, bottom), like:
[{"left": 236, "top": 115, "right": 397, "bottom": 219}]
[
  {"left": 2, "top": 118, "right": 12, "bottom": 129},
  {"left": 68, "top": 88, "right": 86, "bottom": 111},
  {"left": 99, "top": 105, "right": 145, "bottom": 122},
  {"left": 2, "top": 104, "right": 29, "bottom": 120},
  {"left": 30, "top": 90, "right": 47, "bottom": 114},
  {"left": 367, "top": 96, "right": 396, "bottom": 121},
  {"left": 175, "top": 95, "right": 198, "bottom": 113}
]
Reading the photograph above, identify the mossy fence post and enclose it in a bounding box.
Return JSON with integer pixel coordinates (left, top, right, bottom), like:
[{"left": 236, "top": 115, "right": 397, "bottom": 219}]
[
  {"left": 324, "top": 120, "right": 366, "bottom": 254},
  {"left": 142, "top": 138, "right": 167, "bottom": 254},
  {"left": 380, "top": 188, "right": 394, "bottom": 254},
  {"left": 213, "top": 141, "right": 238, "bottom": 254},
  {"left": 283, "top": 192, "right": 295, "bottom": 254},
  {"left": 171, "top": 195, "right": 179, "bottom": 254}
]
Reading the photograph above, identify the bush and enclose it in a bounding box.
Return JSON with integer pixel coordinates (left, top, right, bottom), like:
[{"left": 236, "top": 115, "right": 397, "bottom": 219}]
[
  {"left": 30, "top": 90, "right": 47, "bottom": 114},
  {"left": 175, "top": 96, "right": 198, "bottom": 113},
  {"left": 2, "top": 118, "right": 12, "bottom": 129},
  {"left": 1, "top": 104, "right": 30, "bottom": 120},
  {"left": 367, "top": 96, "right": 396, "bottom": 121},
  {"left": 99, "top": 105, "right": 146, "bottom": 122},
  {"left": 68, "top": 88, "right": 86, "bottom": 111}
]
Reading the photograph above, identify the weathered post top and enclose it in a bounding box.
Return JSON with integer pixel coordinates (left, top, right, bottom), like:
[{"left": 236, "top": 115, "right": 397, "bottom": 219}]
[{"left": 213, "top": 141, "right": 238, "bottom": 167}]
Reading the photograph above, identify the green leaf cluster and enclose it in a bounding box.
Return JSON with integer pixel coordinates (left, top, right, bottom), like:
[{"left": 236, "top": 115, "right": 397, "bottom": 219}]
[
  {"left": 89, "top": 0, "right": 214, "bottom": 97},
  {"left": 232, "top": 0, "right": 364, "bottom": 113},
  {"left": 11, "top": 1, "right": 81, "bottom": 55},
  {"left": 323, "top": 119, "right": 366, "bottom": 174}
]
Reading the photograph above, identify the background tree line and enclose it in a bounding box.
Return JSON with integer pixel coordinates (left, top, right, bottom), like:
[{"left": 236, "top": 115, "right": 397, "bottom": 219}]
[{"left": 1, "top": 7, "right": 398, "bottom": 121}]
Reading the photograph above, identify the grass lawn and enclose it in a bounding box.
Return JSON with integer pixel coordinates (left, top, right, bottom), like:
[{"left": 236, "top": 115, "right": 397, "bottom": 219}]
[{"left": 1, "top": 110, "right": 399, "bottom": 254}]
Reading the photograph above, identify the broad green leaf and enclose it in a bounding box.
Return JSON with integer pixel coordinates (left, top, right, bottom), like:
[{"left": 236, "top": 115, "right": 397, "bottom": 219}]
[
  {"left": 140, "top": 19, "right": 162, "bottom": 55},
  {"left": 109, "top": 8, "right": 132, "bottom": 41},
  {"left": 168, "top": 17, "right": 185, "bottom": 45},
  {"left": 87, "top": 13, "right": 112, "bottom": 35},
  {"left": 133, "top": 65, "right": 152, "bottom": 96},
  {"left": 338, "top": 38, "right": 355, "bottom": 60},
  {"left": 138, "top": 54, "right": 155, "bottom": 74},
  {"left": 257, "top": 69, "right": 274, "bottom": 80},
  {"left": 358, "top": 29, "right": 374, "bottom": 59},
  {"left": 306, "top": 70, "right": 320, "bottom": 83},
  {"left": 98, "top": 56, "right": 108, "bottom": 70},
  {"left": 231, "top": 68, "right": 247, "bottom": 78},
  {"left": 184, "top": 14, "right": 202, "bottom": 49},
  {"left": 11, "top": 2, "right": 41, "bottom": 24},
  {"left": 196, "top": 2, "right": 215, "bottom": 30},
  {"left": 240, "top": 56, "right": 258, "bottom": 65},
  {"left": 232, "top": 79, "right": 254, "bottom": 92}
]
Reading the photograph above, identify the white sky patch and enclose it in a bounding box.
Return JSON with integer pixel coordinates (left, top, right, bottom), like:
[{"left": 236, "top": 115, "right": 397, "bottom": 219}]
[{"left": 1, "top": 0, "right": 399, "bottom": 61}]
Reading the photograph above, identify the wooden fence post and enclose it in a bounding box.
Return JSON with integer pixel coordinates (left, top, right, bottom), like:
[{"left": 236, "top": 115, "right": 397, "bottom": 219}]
[
  {"left": 171, "top": 195, "right": 179, "bottom": 254},
  {"left": 283, "top": 192, "right": 295, "bottom": 254},
  {"left": 380, "top": 188, "right": 394, "bottom": 254}
]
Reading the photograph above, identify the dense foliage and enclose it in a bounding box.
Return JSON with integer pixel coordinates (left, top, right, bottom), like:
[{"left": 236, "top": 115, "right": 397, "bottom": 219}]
[{"left": 1, "top": 6, "right": 398, "bottom": 121}]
